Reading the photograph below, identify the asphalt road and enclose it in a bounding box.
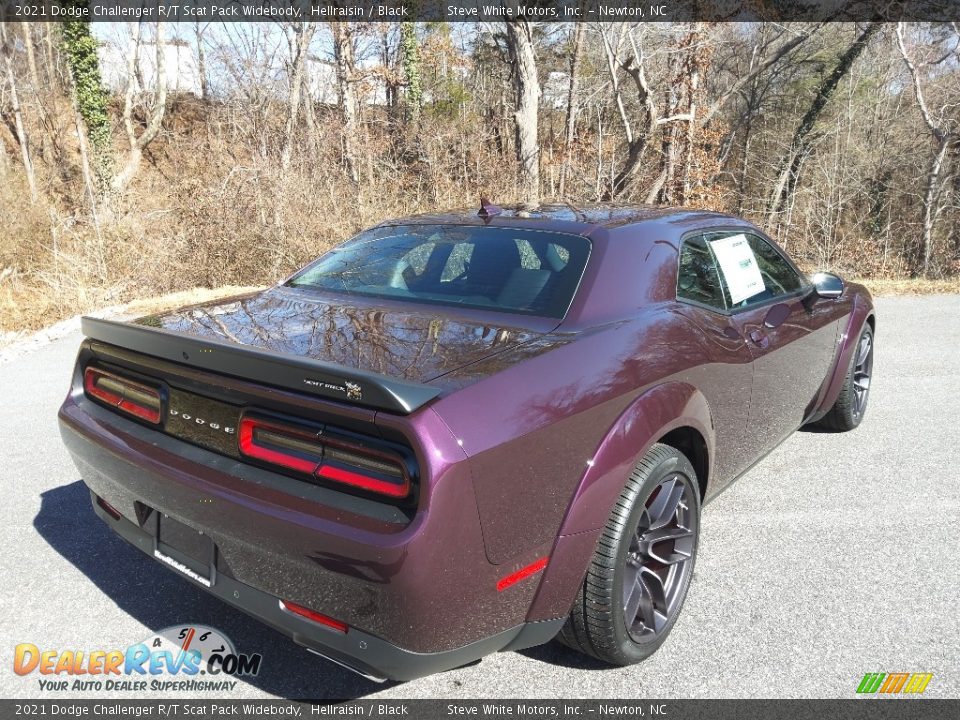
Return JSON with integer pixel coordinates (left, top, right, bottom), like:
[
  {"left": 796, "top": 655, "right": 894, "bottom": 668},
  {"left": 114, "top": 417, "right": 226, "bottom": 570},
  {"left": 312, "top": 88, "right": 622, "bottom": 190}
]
[{"left": 2, "top": 295, "right": 958, "bottom": 700}]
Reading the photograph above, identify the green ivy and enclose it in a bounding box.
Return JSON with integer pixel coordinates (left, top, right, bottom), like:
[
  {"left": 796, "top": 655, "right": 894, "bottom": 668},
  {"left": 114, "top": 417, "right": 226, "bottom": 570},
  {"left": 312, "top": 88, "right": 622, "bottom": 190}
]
[
  {"left": 400, "top": 16, "right": 422, "bottom": 123},
  {"left": 59, "top": 1, "right": 112, "bottom": 189}
]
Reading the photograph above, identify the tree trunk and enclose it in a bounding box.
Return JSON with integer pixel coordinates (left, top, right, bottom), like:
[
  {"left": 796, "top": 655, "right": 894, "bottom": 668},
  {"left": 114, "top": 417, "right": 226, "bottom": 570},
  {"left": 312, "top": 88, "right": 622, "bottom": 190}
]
[
  {"left": 1, "top": 24, "right": 38, "bottom": 202},
  {"left": 921, "top": 137, "right": 949, "bottom": 276},
  {"left": 650, "top": 26, "right": 709, "bottom": 206},
  {"left": 679, "top": 26, "right": 702, "bottom": 203},
  {"left": 61, "top": 13, "right": 114, "bottom": 191},
  {"left": 331, "top": 22, "right": 359, "bottom": 184},
  {"left": 114, "top": 22, "right": 168, "bottom": 193},
  {"left": 20, "top": 23, "right": 57, "bottom": 164},
  {"left": 735, "top": 76, "right": 761, "bottom": 215},
  {"left": 659, "top": 122, "right": 678, "bottom": 204},
  {"left": 74, "top": 100, "right": 98, "bottom": 217},
  {"left": 194, "top": 22, "right": 209, "bottom": 101},
  {"left": 21, "top": 25, "right": 40, "bottom": 90},
  {"left": 302, "top": 76, "right": 317, "bottom": 156},
  {"left": 43, "top": 22, "right": 56, "bottom": 86},
  {"left": 599, "top": 26, "right": 659, "bottom": 200},
  {"left": 658, "top": 58, "right": 681, "bottom": 205},
  {"left": 504, "top": 19, "right": 541, "bottom": 207},
  {"left": 896, "top": 22, "right": 956, "bottom": 278},
  {"left": 400, "top": 20, "right": 422, "bottom": 125},
  {"left": 736, "top": 117, "right": 753, "bottom": 215},
  {"left": 559, "top": 19, "right": 584, "bottom": 198},
  {"left": 767, "top": 22, "right": 879, "bottom": 217},
  {"left": 280, "top": 22, "right": 316, "bottom": 171}
]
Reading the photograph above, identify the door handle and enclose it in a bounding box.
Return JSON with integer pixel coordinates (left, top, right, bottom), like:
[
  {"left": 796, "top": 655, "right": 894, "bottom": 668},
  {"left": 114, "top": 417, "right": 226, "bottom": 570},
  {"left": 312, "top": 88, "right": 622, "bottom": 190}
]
[
  {"left": 749, "top": 329, "right": 770, "bottom": 348},
  {"left": 715, "top": 326, "right": 742, "bottom": 340}
]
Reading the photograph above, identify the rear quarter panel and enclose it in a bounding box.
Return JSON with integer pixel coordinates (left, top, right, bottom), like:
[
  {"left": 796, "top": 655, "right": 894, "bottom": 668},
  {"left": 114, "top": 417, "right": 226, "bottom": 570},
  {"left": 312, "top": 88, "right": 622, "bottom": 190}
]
[{"left": 429, "top": 304, "right": 729, "bottom": 567}]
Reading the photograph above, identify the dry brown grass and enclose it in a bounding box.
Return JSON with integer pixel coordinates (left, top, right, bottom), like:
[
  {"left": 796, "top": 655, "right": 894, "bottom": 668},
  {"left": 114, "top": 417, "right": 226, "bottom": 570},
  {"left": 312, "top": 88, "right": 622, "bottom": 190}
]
[
  {"left": 854, "top": 278, "right": 960, "bottom": 296},
  {"left": 1, "top": 95, "right": 957, "bottom": 339},
  {"left": 0, "top": 97, "right": 508, "bottom": 334}
]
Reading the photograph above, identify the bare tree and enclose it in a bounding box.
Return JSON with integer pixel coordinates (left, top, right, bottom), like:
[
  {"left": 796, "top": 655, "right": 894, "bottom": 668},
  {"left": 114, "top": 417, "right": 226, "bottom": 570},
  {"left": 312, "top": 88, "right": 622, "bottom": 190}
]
[
  {"left": 766, "top": 22, "right": 880, "bottom": 219},
  {"left": 20, "top": 24, "right": 40, "bottom": 91},
  {"left": 657, "top": 24, "right": 706, "bottom": 205},
  {"left": 896, "top": 23, "right": 957, "bottom": 277},
  {"left": 194, "top": 22, "right": 210, "bottom": 101},
  {"left": 505, "top": 18, "right": 541, "bottom": 206},
  {"left": 400, "top": 20, "right": 422, "bottom": 125},
  {"left": 699, "top": 25, "right": 819, "bottom": 129},
  {"left": 598, "top": 25, "right": 659, "bottom": 199},
  {"left": 113, "top": 22, "right": 168, "bottom": 193},
  {"left": 331, "top": 22, "right": 360, "bottom": 184},
  {"left": 0, "top": 22, "right": 37, "bottom": 201},
  {"left": 600, "top": 23, "right": 819, "bottom": 202},
  {"left": 598, "top": 25, "right": 704, "bottom": 202},
  {"left": 280, "top": 21, "right": 317, "bottom": 171},
  {"left": 559, "top": 18, "right": 585, "bottom": 198}
]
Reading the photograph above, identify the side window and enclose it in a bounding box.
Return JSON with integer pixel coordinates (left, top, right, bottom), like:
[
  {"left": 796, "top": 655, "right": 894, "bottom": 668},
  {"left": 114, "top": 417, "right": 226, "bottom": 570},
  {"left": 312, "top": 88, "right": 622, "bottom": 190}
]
[
  {"left": 704, "top": 231, "right": 805, "bottom": 309},
  {"left": 677, "top": 235, "right": 727, "bottom": 310},
  {"left": 746, "top": 234, "right": 804, "bottom": 296}
]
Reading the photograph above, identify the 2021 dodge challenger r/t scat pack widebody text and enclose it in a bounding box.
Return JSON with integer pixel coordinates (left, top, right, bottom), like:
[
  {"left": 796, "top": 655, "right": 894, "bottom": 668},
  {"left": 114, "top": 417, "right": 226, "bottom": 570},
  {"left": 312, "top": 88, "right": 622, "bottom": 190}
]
[{"left": 59, "top": 203, "right": 875, "bottom": 682}]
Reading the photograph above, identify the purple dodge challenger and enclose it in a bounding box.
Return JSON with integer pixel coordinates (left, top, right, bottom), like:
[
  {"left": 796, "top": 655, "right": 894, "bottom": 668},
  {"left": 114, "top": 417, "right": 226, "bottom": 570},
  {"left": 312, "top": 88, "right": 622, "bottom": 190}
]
[{"left": 59, "top": 203, "right": 875, "bottom": 682}]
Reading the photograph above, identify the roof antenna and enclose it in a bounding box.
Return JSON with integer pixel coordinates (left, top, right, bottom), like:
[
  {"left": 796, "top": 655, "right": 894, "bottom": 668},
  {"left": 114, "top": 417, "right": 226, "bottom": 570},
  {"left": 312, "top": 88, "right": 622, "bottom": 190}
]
[{"left": 478, "top": 196, "right": 502, "bottom": 220}]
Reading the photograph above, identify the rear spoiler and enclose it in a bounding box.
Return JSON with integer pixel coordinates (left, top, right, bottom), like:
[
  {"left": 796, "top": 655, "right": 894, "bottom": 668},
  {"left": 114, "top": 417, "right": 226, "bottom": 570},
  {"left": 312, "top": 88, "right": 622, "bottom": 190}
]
[{"left": 80, "top": 317, "right": 442, "bottom": 415}]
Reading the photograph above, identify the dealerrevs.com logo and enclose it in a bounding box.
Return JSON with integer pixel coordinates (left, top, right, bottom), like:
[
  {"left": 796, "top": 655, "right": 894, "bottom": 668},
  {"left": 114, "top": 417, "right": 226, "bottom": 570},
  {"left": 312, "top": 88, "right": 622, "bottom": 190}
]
[{"left": 14, "top": 625, "right": 262, "bottom": 693}]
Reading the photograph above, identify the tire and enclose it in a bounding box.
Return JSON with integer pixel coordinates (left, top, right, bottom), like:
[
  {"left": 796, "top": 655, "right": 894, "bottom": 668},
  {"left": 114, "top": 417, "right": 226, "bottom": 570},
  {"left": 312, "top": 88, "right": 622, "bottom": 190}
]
[
  {"left": 559, "top": 443, "right": 701, "bottom": 665},
  {"left": 815, "top": 324, "right": 874, "bottom": 432}
]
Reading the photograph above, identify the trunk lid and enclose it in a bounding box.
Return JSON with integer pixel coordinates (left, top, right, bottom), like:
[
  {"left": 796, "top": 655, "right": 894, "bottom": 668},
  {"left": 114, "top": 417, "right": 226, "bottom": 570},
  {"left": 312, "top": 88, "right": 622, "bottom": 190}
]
[{"left": 133, "top": 287, "right": 548, "bottom": 386}]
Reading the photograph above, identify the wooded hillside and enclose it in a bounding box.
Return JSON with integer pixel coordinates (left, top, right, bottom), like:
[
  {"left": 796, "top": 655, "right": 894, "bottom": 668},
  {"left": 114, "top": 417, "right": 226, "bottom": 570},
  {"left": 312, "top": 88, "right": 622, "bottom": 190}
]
[{"left": 1, "top": 20, "right": 958, "bottom": 333}]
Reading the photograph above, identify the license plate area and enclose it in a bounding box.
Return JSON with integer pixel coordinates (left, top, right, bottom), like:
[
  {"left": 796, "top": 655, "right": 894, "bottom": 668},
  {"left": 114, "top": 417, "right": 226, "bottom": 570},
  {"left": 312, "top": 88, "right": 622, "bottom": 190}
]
[{"left": 154, "top": 512, "right": 215, "bottom": 587}]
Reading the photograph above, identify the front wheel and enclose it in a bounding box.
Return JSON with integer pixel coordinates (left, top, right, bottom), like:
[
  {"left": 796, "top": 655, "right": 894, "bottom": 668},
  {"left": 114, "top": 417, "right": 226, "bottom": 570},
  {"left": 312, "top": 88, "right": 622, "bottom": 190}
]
[
  {"left": 816, "top": 324, "right": 874, "bottom": 432},
  {"left": 559, "top": 443, "right": 701, "bottom": 665}
]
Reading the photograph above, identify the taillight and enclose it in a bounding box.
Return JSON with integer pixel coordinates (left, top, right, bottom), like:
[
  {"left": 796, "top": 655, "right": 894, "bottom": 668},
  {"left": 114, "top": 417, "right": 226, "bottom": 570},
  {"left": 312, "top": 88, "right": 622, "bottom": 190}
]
[
  {"left": 238, "top": 414, "right": 411, "bottom": 500},
  {"left": 279, "top": 600, "right": 348, "bottom": 633},
  {"left": 84, "top": 367, "right": 162, "bottom": 424},
  {"left": 238, "top": 416, "right": 322, "bottom": 474},
  {"left": 317, "top": 444, "right": 410, "bottom": 498}
]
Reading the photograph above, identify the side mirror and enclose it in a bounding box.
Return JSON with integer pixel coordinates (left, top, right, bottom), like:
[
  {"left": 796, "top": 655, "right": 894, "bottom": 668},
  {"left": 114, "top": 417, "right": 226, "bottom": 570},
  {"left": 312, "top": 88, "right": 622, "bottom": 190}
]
[{"left": 811, "top": 271, "right": 844, "bottom": 299}]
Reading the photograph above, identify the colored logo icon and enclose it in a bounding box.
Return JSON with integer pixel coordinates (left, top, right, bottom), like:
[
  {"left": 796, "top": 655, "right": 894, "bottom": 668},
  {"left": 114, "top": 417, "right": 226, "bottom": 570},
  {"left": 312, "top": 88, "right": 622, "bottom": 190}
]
[{"left": 857, "top": 673, "right": 933, "bottom": 694}]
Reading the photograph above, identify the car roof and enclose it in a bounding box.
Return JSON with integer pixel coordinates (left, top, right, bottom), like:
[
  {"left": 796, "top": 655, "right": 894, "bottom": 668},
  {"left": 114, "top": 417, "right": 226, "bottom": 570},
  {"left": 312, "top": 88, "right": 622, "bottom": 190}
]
[{"left": 372, "top": 202, "right": 743, "bottom": 235}]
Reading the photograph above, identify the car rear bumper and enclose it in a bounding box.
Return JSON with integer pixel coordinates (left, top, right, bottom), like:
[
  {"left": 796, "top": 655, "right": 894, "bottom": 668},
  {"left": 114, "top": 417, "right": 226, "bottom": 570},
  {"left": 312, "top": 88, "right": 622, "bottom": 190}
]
[
  {"left": 58, "top": 393, "right": 562, "bottom": 680},
  {"left": 86, "top": 489, "right": 561, "bottom": 682}
]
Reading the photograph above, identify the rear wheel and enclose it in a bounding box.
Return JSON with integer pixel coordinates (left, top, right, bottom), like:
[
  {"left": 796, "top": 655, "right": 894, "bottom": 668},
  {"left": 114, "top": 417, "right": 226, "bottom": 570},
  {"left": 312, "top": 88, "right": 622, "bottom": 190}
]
[
  {"left": 559, "top": 444, "right": 701, "bottom": 665},
  {"left": 816, "top": 324, "right": 873, "bottom": 432}
]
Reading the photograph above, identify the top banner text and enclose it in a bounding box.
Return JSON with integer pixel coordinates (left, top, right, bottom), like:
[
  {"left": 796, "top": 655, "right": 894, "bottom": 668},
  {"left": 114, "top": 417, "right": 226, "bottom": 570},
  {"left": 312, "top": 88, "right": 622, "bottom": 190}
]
[{"left": 2, "top": 0, "right": 959, "bottom": 23}]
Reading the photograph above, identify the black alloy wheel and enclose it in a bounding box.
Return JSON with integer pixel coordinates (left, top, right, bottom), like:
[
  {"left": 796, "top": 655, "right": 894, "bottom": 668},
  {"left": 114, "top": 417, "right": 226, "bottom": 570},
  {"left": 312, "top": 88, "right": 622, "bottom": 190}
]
[{"left": 560, "top": 443, "right": 701, "bottom": 665}]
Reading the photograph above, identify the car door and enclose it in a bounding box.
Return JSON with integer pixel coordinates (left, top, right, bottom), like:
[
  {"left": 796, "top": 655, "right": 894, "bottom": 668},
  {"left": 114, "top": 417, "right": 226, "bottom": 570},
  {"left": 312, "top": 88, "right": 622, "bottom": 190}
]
[
  {"left": 674, "top": 233, "right": 758, "bottom": 488},
  {"left": 705, "top": 230, "right": 841, "bottom": 457}
]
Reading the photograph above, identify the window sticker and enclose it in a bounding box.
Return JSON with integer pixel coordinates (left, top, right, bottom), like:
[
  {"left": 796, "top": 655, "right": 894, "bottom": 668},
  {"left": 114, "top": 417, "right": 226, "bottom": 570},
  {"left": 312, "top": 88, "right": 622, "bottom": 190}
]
[{"left": 708, "top": 234, "right": 765, "bottom": 304}]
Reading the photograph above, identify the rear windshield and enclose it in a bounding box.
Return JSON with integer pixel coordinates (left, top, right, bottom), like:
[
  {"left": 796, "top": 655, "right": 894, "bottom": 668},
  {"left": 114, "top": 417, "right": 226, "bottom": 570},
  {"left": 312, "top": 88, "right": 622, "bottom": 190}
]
[{"left": 286, "top": 225, "right": 591, "bottom": 319}]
